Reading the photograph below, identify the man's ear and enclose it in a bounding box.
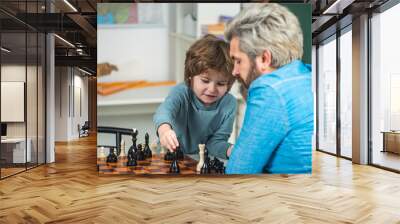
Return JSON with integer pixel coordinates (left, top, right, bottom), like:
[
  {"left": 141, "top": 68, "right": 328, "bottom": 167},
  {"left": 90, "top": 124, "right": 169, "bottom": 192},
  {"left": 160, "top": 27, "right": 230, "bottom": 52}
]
[{"left": 256, "top": 50, "right": 274, "bottom": 74}]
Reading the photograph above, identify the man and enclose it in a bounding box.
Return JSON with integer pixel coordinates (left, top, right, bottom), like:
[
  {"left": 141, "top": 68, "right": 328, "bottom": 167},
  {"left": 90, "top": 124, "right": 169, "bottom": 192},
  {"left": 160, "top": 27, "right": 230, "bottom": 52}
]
[{"left": 225, "top": 3, "right": 313, "bottom": 174}]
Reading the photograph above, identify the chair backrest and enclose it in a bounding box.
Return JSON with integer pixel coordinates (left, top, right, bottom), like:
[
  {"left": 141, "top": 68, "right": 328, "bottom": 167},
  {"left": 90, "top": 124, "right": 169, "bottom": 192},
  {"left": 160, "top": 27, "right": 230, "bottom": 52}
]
[{"left": 82, "top": 121, "right": 90, "bottom": 129}]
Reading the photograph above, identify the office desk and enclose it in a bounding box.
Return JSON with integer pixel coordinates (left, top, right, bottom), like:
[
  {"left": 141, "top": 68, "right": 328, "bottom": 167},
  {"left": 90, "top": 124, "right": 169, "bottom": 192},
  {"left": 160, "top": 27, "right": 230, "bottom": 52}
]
[
  {"left": 382, "top": 131, "right": 400, "bottom": 154},
  {"left": 1, "top": 138, "right": 31, "bottom": 163}
]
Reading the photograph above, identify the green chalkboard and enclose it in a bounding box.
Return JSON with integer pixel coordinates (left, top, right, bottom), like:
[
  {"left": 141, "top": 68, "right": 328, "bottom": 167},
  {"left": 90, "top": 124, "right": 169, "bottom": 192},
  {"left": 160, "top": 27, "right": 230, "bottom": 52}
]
[{"left": 281, "top": 3, "right": 312, "bottom": 65}]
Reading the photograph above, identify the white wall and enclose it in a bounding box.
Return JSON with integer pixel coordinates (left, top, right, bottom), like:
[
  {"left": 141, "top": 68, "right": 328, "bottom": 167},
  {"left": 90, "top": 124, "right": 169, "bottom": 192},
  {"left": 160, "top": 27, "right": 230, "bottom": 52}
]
[{"left": 55, "top": 67, "right": 89, "bottom": 141}]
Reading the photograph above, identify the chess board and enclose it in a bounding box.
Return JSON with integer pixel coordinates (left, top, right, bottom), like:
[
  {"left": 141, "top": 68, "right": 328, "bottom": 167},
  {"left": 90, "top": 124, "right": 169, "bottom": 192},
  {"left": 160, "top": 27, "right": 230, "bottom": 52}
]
[{"left": 97, "top": 154, "right": 199, "bottom": 175}]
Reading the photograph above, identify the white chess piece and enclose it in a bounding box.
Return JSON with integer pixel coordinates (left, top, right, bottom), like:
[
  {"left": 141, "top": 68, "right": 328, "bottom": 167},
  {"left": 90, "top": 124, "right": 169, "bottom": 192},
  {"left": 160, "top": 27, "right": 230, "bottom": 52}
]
[
  {"left": 98, "top": 146, "right": 106, "bottom": 158},
  {"left": 119, "top": 140, "right": 126, "bottom": 157},
  {"left": 150, "top": 142, "right": 157, "bottom": 156},
  {"left": 196, "top": 144, "right": 205, "bottom": 172},
  {"left": 160, "top": 145, "right": 166, "bottom": 155}
]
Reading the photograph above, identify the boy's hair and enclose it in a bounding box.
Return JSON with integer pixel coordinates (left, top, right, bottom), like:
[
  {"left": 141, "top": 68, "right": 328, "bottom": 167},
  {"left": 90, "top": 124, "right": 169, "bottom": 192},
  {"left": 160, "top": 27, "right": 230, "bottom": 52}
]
[{"left": 184, "top": 34, "right": 235, "bottom": 90}]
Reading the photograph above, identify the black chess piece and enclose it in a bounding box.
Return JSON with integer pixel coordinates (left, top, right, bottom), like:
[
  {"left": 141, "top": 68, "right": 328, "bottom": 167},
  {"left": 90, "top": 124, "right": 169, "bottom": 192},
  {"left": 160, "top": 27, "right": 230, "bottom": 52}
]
[
  {"left": 210, "top": 157, "right": 225, "bottom": 173},
  {"left": 143, "top": 133, "right": 152, "bottom": 159},
  {"left": 175, "top": 146, "right": 184, "bottom": 160},
  {"left": 164, "top": 150, "right": 174, "bottom": 161},
  {"left": 200, "top": 156, "right": 211, "bottom": 174},
  {"left": 136, "top": 144, "right": 145, "bottom": 161},
  {"left": 200, "top": 148, "right": 211, "bottom": 174},
  {"left": 129, "top": 129, "right": 139, "bottom": 153},
  {"left": 106, "top": 147, "right": 118, "bottom": 163},
  {"left": 127, "top": 146, "right": 137, "bottom": 166},
  {"left": 169, "top": 151, "right": 180, "bottom": 173}
]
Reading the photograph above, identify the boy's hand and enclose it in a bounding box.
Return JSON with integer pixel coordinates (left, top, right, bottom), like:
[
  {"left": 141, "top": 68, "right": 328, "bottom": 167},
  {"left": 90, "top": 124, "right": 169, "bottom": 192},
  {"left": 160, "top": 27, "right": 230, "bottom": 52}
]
[
  {"left": 227, "top": 145, "right": 234, "bottom": 158},
  {"left": 158, "top": 123, "right": 179, "bottom": 151}
]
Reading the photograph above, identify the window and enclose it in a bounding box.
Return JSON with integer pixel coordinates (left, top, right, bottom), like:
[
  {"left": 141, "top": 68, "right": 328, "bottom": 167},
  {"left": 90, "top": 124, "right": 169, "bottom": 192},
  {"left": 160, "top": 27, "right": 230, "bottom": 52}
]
[
  {"left": 371, "top": 2, "right": 400, "bottom": 171},
  {"left": 339, "top": 28, "right": 352, "bottom": 158},
  {"left": 317, "top": 36, "right": 337, "bottom": 154}
]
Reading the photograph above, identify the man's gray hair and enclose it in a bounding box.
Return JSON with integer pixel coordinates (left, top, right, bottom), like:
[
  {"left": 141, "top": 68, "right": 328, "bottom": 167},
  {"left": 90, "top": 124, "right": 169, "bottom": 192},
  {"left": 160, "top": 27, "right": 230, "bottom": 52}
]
[{"left": 225, "top": 3, "right": 303, "bottom": 68}]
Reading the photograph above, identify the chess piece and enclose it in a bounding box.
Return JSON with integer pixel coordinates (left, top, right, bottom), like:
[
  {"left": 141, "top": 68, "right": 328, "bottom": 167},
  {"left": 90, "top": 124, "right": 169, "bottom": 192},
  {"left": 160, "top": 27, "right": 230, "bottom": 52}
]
[
  {"left": 200, "top": 147, "right": 211, "bottom": 174},
  {"left": 127, "top": 145, "right": 137, "bottom": 166},
  {"left": 119, "top": 139, "right": 126, "bottom": 157},
  {"left": 210, "top": 157, "right": 225, "bottom": 174},
  {"left": 196, "top": 144, "right": 205, "bottom": 172},
  {"left": 160, "top": 146, "right": 166, "bottom": 155},
  {"left": 98, "top": 146, "right": 106, "bottom": 158},
  {"left": 169, "top": 151, "right": 180, "bottom": 173},
  {"left": 106, "top": 147, "right": 118, "bottom": 163},
  {"left": 143, "top": 133, "right": 152, "bottom": 159},
  {"left": 175, "top": 146, "right": 184, "bottom": 160},
  {"left": 164, "top": 150, "right": 174, "bottom": 161},
  {"left": 150, "top": 143, "right": 157, "bottom": 157},
  {"left": 136, "top": 144, "right": 145, "bottom": 161},
  {"left": 201, "top": 157, "right": 211, "bottom": 174},
  {"left": 129, "top": 129, "right": 139, "bottom": 153}
]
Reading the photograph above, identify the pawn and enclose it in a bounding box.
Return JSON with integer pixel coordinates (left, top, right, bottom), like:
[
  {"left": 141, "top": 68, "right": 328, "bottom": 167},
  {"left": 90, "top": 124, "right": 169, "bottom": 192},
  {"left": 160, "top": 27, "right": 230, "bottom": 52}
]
[
  {"left": 106, "top": 147, "right": 118, "bottom": 163},
  {"left": 150, "top": 143, "right": 158, "bottom": 157},
  {"left": 136, "top": 144, "right": 145, "bottom": 161},
  {"left": 169, "top": 151, "right": 180, "bottom": 174},
  {"left": 98, "top": 146, "right": 106, "bottom": 159},
  {"left": 175, "top": 146, "right": 184, "bottom": 160}
]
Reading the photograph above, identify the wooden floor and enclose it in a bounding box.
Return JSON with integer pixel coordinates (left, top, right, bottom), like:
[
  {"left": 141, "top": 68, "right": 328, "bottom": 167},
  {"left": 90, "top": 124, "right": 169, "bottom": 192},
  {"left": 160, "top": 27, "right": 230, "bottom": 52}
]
[{"left": 1, "top": 135, "right": 400, "bottom": 223}]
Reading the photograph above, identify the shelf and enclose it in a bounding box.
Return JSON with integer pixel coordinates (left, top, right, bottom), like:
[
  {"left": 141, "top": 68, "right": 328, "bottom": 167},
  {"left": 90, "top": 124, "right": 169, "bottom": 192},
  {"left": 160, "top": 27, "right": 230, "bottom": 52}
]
[
  {"left": 98, "top": 24, "right": 166, "bottom": 29},
  {"left": 169, "top": 32, "right": 196, "bottom": 43},
  {"left": 98, "top": 85, "right": 173, "bottom": 116}
]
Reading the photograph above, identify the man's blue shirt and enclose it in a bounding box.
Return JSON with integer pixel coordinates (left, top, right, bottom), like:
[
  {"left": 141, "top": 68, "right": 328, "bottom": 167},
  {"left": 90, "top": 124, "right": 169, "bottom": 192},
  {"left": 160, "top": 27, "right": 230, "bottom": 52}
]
[{"left": 226, "top": 60, "right": 313, "bottom": 174}]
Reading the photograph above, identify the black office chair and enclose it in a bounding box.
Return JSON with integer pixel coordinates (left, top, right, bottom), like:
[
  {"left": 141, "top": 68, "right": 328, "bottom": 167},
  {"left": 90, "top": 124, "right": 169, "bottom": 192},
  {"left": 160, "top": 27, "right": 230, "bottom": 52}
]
[{"left": 79, "top": 121, "right": 90, "bottom": 138}]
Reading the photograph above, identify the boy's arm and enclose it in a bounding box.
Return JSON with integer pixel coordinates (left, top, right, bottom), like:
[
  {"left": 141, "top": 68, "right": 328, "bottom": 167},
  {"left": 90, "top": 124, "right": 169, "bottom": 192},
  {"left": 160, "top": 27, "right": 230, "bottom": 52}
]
[
  {"left": 226, "top": 86, "right": 289, "bottom": 174},
  {"left": 205, "top": 99, "right": 237, "bottom": 159},
  {"left": 153, "top": 85, "right": 185, "bottom": 134}
]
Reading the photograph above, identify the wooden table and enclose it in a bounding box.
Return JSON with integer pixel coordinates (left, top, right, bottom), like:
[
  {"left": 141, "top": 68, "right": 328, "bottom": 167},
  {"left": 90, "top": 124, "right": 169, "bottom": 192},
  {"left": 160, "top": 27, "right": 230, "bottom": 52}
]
[{"left": 97, "top": 154, "right": 199, "bottom": 175}]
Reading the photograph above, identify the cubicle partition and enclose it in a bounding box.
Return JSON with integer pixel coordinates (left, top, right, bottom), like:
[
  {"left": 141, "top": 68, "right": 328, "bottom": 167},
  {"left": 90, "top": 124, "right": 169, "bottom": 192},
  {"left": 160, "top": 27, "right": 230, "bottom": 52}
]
[{"left": 0, "top": 1, "right": 46, "bottom": 179}]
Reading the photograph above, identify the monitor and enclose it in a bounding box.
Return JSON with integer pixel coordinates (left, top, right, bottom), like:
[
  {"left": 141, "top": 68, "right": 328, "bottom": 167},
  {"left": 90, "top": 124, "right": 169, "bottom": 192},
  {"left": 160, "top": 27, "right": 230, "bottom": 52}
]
[{"left": 1, "top": 123, "right": 7, "bottom": 137}]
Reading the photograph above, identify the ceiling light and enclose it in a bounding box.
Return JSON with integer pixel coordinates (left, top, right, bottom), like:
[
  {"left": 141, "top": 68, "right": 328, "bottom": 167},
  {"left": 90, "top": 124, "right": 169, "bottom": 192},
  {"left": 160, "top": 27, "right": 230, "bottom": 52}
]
[
  {"left": 54, "top": 34, "right": 75, "bottom": 48},
  {"left": 1, "top": 47, "right": 11, "bottom": 53},
  {"left": 322, "top": 0, "right": 354, "bottom": 15},
  {"left": 63, "top": 0, "right": 78, "bottom": 12},
  {"left": 78, "top": 67, "right": 92, "bottom": 76}
]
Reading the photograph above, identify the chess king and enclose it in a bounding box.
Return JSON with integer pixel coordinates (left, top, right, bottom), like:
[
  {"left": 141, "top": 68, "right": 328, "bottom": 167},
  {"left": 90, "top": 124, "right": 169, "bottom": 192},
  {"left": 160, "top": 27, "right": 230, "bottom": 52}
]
[
  {"left": 224, "top": 3, "right": 313, "bottom": 174},
  {"left": 153, "top": 34, "right": 236, "bottom": 160}
]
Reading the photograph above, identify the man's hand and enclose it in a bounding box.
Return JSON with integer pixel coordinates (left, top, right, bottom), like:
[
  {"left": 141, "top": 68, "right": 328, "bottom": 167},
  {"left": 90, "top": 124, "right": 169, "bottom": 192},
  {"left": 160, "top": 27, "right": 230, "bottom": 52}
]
[{"left": 158, "top": 123, "right": 179, "bottom": 152}]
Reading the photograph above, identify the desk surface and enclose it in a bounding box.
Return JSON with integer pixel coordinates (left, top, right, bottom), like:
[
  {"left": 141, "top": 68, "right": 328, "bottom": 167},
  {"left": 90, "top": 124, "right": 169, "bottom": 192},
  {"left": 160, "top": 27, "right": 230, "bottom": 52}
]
[{"left": 1, "top": 138, "right": 26, "bottom": 143}]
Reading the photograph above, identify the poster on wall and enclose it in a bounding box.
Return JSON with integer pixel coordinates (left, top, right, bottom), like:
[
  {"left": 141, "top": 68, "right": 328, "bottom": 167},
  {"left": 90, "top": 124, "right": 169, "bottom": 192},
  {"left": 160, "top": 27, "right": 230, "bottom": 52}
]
[{"left": 1, "top": 81, "right": 25, "bottom": 122}]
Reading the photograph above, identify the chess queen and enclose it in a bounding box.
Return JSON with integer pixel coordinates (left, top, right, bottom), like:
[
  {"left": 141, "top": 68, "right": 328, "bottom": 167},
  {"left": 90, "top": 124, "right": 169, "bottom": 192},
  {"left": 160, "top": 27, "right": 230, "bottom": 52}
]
[{"left": 153, "top": 34, "right": 236, "bottom": 160}]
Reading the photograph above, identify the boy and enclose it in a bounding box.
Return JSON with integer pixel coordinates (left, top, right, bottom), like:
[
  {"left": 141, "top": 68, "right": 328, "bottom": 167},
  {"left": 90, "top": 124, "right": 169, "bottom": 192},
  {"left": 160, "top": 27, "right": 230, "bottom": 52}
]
[{"left": 153, "top": 34, "right": 236, "bottom": 159}]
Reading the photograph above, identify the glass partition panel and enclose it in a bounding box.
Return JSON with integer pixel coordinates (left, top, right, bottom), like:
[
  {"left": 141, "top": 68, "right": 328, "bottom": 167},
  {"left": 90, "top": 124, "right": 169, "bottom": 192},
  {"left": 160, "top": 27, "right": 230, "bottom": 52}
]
[
  {"left": 339, "top": 29, "right": 352, "bottom": 158},
  {"left": 317, "top": 37, "right": 337, "bottom": 154},
  {"left": 1, "top": 30, "right": 27, "bottom": 178}
]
